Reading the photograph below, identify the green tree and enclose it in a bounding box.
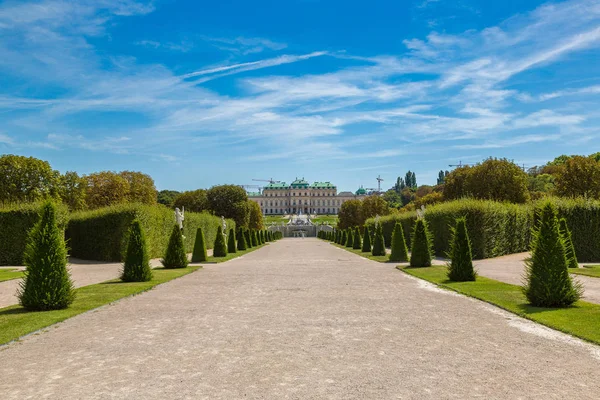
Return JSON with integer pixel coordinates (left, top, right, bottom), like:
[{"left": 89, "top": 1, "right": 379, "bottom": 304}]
[
  {"left": 227, "top": 228, "right": 237, "bottom": 253},
  {"left": 383, "top": 189, "right": 402, "bottom": 209},
  {"left": 0, "top": 155, "right": 60, "bottom": 203},
  {"left": 394, "top": 177, "right": 406, "bottom": 193},
  {"left": 248, "top": 201, "right": 264, "bottom": 230},
  {"left": 554, "top": 156, "right": 600, "bottom": 199},
  {"left": 59, "top": 171, "right": 87, "bottom": 211},
  {"left": 410, "top": 219, "right": 432, "bottom": 267},
  {"left": 524, "top": 203, "right": 582, "bottom": 307},
  {"left": 443, "top": 166, "right": 471, "bottom": 200},
  {"left": 237, "top": 227, "right": 247, "bottom": 251},
  {"left": 447, "top": 218, "right": 476, "bottom": 281},
  {"left": 173, "top": 189, "right": 208, "bottom": 212},
  {"left": 84, "top": 171, "right": 130, "bottom": 209},
  {"left": 371, "top": 224, "right": 386, "bottom": 256},
  {"left": 362, "top": 226, "right": 372, "bottom": 252},
  {"left": 191, "top": 227, "right": 208, "bottom": 262},
  {"left": 213, "top": 226, "right": 228, "bottom": 257},
  {"left": 119, "top": 171, "right": 157, "bottom": 205},
  {"left": 162, "top": 224, "right": 188, "bottom": 268},
  {"left": 389, "top": 223, "right": 409, "bottom": 262},
  {"left": 18, "top": 201, "right": 75, "bottom": 310},
  {"left": 206, "top": 185, "right": 250, "bottom": 227},
  {"left": 338, "top": 199, "right": 364, "bottom": 229},
  {"left": 352, "top": 227, "right": 362, "bottom": 249},
  {"left": 157, "top": 190, "right": 181, "bottom": 207},
  {"left": 559, "top": 218, "right": 578, "bottom": 269},
  {"left": 437, "top": 170, "right": 449, "bottom": 185},
  {"left": 362, "top": 195, "right": 389, "bottom": 220},
  {"left": 121, "top": 220, "right": 153, "bottom": 282}
]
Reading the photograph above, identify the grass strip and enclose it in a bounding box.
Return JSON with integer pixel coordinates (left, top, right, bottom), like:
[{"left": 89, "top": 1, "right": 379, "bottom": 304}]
[
  {"left": 330, "top": 242, "right": 390, "bottom": 263},
  {"left": 0, "top": 266, "right": 200, "bottom": 346},
  {"left": 399, "top": 265, "right": 600, "bottom": 345},
  {"left": 204, "top": 243, "right": 268, "bottom": 263},
  {"left": 570, "top": 265, "right": 600, "bottom": 278},
  {"left": 0, "top": 269, "right": 24, "bottom": 282}
]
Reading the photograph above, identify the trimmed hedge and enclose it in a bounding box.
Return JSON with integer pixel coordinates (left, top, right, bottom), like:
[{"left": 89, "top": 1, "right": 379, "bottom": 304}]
[
  {"left": 0, "top": 202, "right": 68, "bottom": 266},
  {"left": 67, "top": 204, "right": 234, "bottom": 262}
]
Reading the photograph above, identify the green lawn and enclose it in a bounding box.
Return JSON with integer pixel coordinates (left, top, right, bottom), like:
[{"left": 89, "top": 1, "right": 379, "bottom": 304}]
[
  {"left": 571, "top": 265, "right": 600, "bottom": 278},
  {"left": 331, "top": 242, "right": 391, "bottom": 263},
  {"left": 264, "top": 215, "right": 338, "bottom": 226},
  {"left": 400, "top": 265, "right": 600, "bottom": 345},
  {"left": 204, "top": 243, "right": 267, "bottom": 263},
  {"left": 0, "top": 268, "right": 24, "bottom": 282},
  {"left": 0, "top": 266, "right": 200, "bottom": 345}
]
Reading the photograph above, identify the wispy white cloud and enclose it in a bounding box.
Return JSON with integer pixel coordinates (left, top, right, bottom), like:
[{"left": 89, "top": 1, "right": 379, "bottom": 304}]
[
  {"left": 135, "top": 39, "right": 194, "bottom": 52},
  {"left": 202, "top": 35, "right": 287, "bottom": 55}
]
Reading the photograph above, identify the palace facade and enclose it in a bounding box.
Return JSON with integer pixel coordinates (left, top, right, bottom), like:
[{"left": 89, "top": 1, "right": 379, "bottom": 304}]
[{"left": 248, "top": 178, "right": 368, "bottom": 215}]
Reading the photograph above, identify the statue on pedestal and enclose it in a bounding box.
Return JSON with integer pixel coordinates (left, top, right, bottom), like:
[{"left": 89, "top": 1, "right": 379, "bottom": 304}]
[{"left": 175, "top": 207, "right": 185, "bottom": 231}]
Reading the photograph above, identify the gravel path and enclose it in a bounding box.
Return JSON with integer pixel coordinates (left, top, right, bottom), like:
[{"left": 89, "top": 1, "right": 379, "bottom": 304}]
[
  {"left": 1, "top": 239, "right": 600, "bottom": 399},
  {"left": 475, "top": 252, "right": 600, "bottom": 304}
]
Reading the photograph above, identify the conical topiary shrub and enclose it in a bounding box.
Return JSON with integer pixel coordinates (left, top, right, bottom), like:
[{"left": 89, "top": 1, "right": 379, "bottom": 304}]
[
  {"left": 213, "top": 226, "right": 228, "bottom": 257},
  {"left": 191, "top": 227, "right": 208, "bottom": 262},
  {"left": 261, "top": 230, "right": 266, "bottom": 244},
  {"left": 559, "top": 218, "right": 578, "bottom": 269},
  {"left": 18, "top": 201, "right": 75, "bottom": 311},
  {"left": 245, "top": 229, "right": 253, "bottom": 248},
  {"left": 362, "top": 226, "right": 372, "bottom": 252},
  {"left": 162, "top": 224, "right": 189, "bottom": 268},
  {"left": 228, "top": 228, "right": 237, "bottom": 253},
  {"left": 410, "top": 219, "right": 432, "bottom": 267},
  {"left": 251, "top": 230, "right": 258, "bottom": 246},
  {"left": 122, "top": 220, "right": 153, "bottom": 282},
  {"left": 345, "top": 229, "right": 354, "bottom": 247},
  {"left": 341, "top": 230, "right": 347, "bottom": 245},
  {"left": 353, "top": 227, "right": 362, "bottom": 249},
  {"left": 524, "top": 203, "right": 582, "bottom": 307},
  {"left": 389, "top": 223, "right": 409, "bottom": 262},
  {"left": 237, "top": 228, "right": 247, "bottom": 251},
  {"left": 447, "top": 217, "right": 476, "bottom": 281},
  {"left": 372, "top": 223, "right": 386, "bottom": 256}
]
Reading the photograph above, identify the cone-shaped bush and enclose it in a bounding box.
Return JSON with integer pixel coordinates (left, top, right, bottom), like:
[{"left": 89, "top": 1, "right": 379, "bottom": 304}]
[
  {"left": 389, "top": 223, "right": 409, "bottom": 262},
  {"left": 245, "top": 229, "right": 253, "bottom": 248},
  {"left": 447, "top": 218, "right": 476, "bottom": 281},
  {"left": 251, "top": 230, "right": 258, "bottom": 246},
  {"left": 122, "top": 220, "right": 153, "bottom": 282},
  {"left": 345, "top": 229, "right": 354, "bottom": 247},
  {"left": 213, "top": 226, "right": 228, "bottom": 257},
  {"left": 372, "top": 224, "right": 386, "bottom": 256},
  {"left": 341, "top": 230, "right": 347, "bottom": 246},
  {"left": 261, "top": 230, "right": 266, "bottom": 244},
  {"left": 191, "top": 227, "right": 208, "bottom": 262},
  {"left": 362, "top": 226, "right": 372, "bottom": 252},
  {"left": 559, "top": 218, "right": 578, "bottom": 269},
  {"left": 353, "top": 227, "right": 362, "bottom": 249},
  {"left": 410, "top": 219, "right": 432, "bottom": 267},
  {"left": 228, "top": 228, "right": 237, "bottom": 253},
  {"left": 18, "top": 201, "right": 75, "bottom": 311},
  {"left": 237, "top": 228, "right": 247, "bottom": 251},
  {"left": 524, "top": 203, "right": 582, "bottom": 307},
  {"left": 162, "top": 224, "right": 189, "bottom": 268}
]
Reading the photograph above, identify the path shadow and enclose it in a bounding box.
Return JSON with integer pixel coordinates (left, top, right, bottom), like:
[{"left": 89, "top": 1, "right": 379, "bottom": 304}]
[{"left": 0, "top": 307, "right": 31, "bottom": 316}]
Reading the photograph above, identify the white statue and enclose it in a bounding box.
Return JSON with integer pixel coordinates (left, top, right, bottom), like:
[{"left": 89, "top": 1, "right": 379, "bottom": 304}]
[
  {"left": 175, "top": 207, "right": 185, "bottom": 230},
  {"left": 416, "top": 205, "right": 426, "bottom": 220}
]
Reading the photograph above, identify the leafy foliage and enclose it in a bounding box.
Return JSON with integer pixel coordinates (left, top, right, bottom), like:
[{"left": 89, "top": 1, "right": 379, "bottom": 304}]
[
  {"left": 173, "top": 189, "right": 208, "bottom": 212},
  {"left": 0, "top": 155, "right": 60, "bottom": 203},
  {"left": 18, "top": 201, "right": 75, "bottom": 310},
  {"left": 362, "top": 226, "right": 372, "bottom": 252},
  {"left": 162, "top": 224, "right": 188, "bottom": 269},
  {"left": 371, "top": 223, "right": 386, "bottom": 256},
  {"left": 389, "top": 223, "right": 409, "bottom": 262},
  {"left": 251, "top": 230, "right": 258, "bottom": 247},
  {"left": 559, "top": 218, "right": 578, "bottom": 269},
  {"left": 206, "top": 185, "right": 250, "bottom": 228},
  {"left": 157, "top": 190, "right": 181, "bottom": 207},
  {"left": 227, "top": 228, "right": 237, "bottom": 253},
  {"left": 59, "top": 171, "right": 87, "bottom": 211},
  {"left": 352, "top": 227, "right": 362, "bottom": 249},
  {"left": 554, "top": 156, "right": 600, "bottom": 199},
  {"left": 338, "top": 199, "right": 364, "bottom": 229},
  {"left": 447, "top": 218, "right": 476, "bottom": 281},
  {"left": 213, "top": 226, "right": 228, "bottom": 257},
  {"left": 236, "top": 227, "right": 247, "bottom": 251},
  {"left": 119, "top": 171, "right": 157, "bottom": 205},
  {"left": 362, "top": 195, "right": 390, "bottom": 220},
  {"left": 191, "top": 227, "right": 208, "bottom": 262},
  {"left": 524, "top": 203, "right": 582, "bottom": 307},
  {"left": 121, "top": 220, "right": 153, "bottom": 282},
  {"left": 248, "top": 200, "right": 264, "bottom": 230},
  {"left": 245, "top": 229, "right": 253, "bottom": 248},
  {"left": 84, "top": 171, "right": 130, "bottom": 209},
  {"left": 410, "top": 219, "right": 432, "bottom": 267},
  {"left": 345, "top": 229, "right": 354, "bottom": 247}
]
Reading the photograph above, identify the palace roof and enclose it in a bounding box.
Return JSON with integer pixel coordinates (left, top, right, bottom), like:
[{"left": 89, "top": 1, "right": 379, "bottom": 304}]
[
  {"left": 311, "top": 181, "right": 336, "bottom": 189},
  {"left": 263, "top": 182, "right": 288, "bottom": 189},
  {"left": 290, "top": 177, "right": 310, "bottom": 188}
]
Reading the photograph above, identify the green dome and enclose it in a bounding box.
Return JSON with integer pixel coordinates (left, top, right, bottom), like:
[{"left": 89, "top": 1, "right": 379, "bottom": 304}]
[{"left": 356, "top": 186, "right": 367, "bottom": 196}]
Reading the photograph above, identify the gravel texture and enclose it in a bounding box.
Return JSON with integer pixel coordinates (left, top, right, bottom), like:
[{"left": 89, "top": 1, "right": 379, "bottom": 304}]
[{"left": 1, "top": 239, "right": 600, "bottom": 399}]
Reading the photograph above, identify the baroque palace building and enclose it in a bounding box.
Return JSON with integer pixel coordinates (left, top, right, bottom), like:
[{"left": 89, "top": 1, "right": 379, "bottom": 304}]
[{"left": 248, "top": 178, "right": 368, "bottom": 215}]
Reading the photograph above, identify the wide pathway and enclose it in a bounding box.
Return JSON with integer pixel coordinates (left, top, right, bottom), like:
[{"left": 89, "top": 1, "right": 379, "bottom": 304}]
[
  {"left": 475, "top": 252, "right": 600, "bottom": 304},
  {"left": 1, "top": 239, "right": 600, "bottom": 399}
]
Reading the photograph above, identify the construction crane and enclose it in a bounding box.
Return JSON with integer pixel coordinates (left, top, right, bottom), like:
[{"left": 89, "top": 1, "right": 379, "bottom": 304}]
[
  {"left": 449, "top": 161, "right": 474, "bottom": 168},
  {"left": 376, "top": 175, "right": 384, "bottom": 193},
  {"left": 239, "top": 184, "right": 263, "bottom": 193},
  {"left": 252, "top": 178, "right": 281, "bottom": 184}
]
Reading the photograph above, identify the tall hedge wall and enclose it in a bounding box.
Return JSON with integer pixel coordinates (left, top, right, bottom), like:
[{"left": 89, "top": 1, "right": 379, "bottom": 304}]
[
  {"left": 0, "top": 202, "right": 68, "bottom": 266},
  {"left": 67, "top": 204, "right": 234, "bottom": 262},
  {"left": 366, "top": 198, "right": 600, "bottom": 261}
]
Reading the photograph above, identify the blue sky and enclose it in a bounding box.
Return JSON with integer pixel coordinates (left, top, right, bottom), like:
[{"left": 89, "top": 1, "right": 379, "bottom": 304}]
[{"left": 1, "top": 0, "right": 599, "bottom": 192}]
